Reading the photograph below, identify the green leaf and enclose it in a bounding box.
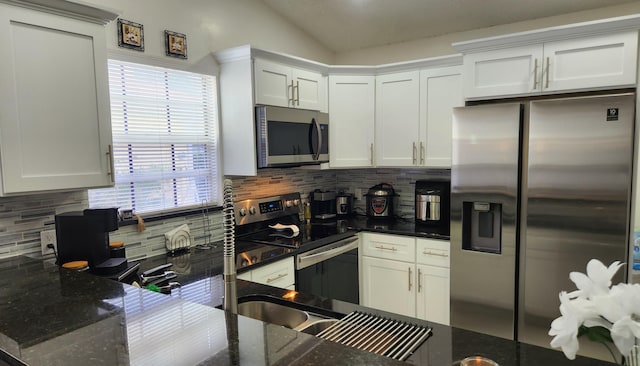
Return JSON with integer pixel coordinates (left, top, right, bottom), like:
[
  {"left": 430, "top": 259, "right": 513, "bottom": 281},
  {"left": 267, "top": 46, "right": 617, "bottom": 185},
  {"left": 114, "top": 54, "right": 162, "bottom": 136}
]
[{"left": 578, "top": 325, "right": 614, "bottom": 344}]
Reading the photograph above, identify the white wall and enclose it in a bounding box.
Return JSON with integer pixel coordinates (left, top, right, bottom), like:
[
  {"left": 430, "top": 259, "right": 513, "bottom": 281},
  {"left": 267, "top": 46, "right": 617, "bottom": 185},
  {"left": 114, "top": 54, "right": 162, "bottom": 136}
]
[
  {"left": 334, "top": 2, "right": 640, "bottom": 65},
  {"left": 82, "top": 0, "right": 334, "bottom": 66}
]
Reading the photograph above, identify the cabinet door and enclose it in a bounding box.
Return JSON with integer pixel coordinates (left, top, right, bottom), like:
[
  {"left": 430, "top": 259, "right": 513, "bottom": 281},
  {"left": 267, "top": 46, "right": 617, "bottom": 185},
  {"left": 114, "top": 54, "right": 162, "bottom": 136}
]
[
  {"left": 0, "top": 4, "right": 112, "bottom": 194},
  {"left": 543, "top": 31, "right": 638, "bottom": 92},
  {"left": 254, "top": 58, "right": 293, "bottom": 107},
  {"left": 416, "top": 264, "right": 450, "bottom": 325},
  {"left": 419, "top": 66, "right": 463, "bottom": 168},
  {"left": 375, "top": 71, "right": 420, "bottom": 167},
  {"left": 249, "top": 257, "right": 295, "bottom": 289},
  {"left": 293, "top": 68, "right": 326, "bottom": 111},
  {"left": 361, "top": 256, "right": 416, "bottom": 317},
  {"left": 462, "top": 45, "right": 543, "bottom": 100},
  {"left": 329, "top": 75, "right": 375, "bottom": 168}
]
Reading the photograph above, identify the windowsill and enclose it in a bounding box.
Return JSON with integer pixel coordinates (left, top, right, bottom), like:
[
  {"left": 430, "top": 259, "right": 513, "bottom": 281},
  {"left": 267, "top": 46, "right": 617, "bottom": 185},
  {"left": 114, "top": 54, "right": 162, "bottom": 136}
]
[{"left": 118, "top": 205, "right": 223, "bottom": 227}]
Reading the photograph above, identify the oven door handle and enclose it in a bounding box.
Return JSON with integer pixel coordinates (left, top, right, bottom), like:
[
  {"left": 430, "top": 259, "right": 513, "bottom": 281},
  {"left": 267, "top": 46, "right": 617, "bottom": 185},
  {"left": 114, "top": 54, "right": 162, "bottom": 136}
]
[{"left": 296, "top": 237, "right": 358, "bottom": 270}]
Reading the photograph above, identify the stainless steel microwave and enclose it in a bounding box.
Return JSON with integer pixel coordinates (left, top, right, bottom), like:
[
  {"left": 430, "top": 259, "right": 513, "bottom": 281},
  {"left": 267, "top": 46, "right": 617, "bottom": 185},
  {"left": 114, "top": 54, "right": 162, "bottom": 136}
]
[{"left": 256, "top": 105, "right": 329, "bottom": 168}]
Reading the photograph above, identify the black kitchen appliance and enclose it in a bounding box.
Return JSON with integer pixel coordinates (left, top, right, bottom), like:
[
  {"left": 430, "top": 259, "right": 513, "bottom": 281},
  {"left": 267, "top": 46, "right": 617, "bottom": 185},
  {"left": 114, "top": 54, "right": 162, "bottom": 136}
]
[
  {"left": 234, "top": 192, "right": 359, "bottom": 304},
  {"left": 55, "top": 208, "right": 138, "bottom": 280},
  {"left": 365, "top": 183, "right": 397, "bottom": 218},
  {"left": 310, "top": 190, "right": 337, "bottom": 220},
  {"left": 415, "top": 180, "right": 450, "bottom": 235}
]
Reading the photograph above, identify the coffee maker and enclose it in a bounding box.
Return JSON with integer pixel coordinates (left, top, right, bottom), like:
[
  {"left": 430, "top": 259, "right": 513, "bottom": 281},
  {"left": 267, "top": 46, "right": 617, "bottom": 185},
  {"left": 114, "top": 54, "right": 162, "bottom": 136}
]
[
  {"left": 415, "top": 180, "right": 450, "bottom": 235},
  {"left": 55, "top": 208, "right": 137, "bottom": 279},
  {"left": 310, "top": 190, "right": 337, "bottom": 220}
]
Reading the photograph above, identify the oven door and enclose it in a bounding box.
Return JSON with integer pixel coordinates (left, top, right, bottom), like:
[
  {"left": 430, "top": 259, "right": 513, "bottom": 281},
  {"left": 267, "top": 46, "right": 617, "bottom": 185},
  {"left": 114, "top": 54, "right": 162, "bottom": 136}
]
[
  {"left": 295, "top": 236, "right": 359, "bottom": 304},
  {"left": 256, "top": 105, "right": 329, "bottom": 168}
]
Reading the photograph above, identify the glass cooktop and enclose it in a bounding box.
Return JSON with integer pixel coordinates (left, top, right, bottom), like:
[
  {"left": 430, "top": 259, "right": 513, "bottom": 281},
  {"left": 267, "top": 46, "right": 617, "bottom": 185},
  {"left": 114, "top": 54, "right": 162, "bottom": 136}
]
[{"left": 240, "top": 220, "right": 349, "bottom": 248}]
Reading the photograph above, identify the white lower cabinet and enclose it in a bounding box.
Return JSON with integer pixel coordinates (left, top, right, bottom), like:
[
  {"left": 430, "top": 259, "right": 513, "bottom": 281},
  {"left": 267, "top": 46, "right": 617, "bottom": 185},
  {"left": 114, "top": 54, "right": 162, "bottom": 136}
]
[
  {"left": 237, "top": 257, "right": 295, "bottom": 290},
  {"left": 360, "top": 233, "right": 450, "bottom": 324}
]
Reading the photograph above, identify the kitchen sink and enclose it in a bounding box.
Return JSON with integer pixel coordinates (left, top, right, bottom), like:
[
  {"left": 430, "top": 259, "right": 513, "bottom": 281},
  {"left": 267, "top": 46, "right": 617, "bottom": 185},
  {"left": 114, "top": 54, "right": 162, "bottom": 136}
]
[
  {"left": 297, "top": 318, "right": 339, "bottom": 336},
  {"left": 236, "top": 295, "right": 339, "bottom": 332},
  {"left": 237, "top": 300, "right": 310, "bottom": 328}
]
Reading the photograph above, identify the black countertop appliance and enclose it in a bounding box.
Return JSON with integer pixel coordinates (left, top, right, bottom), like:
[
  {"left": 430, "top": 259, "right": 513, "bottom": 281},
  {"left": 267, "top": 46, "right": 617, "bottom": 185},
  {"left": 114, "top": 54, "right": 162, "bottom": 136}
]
[
  {"left": 365, "top": 183, "right": 397, "bottom": 218},
  {"left": 415, "top": 179, "right": 450, "bottom": 235},
  {"left": 55, "top": 208, "right": 138, "bottom": 279}
]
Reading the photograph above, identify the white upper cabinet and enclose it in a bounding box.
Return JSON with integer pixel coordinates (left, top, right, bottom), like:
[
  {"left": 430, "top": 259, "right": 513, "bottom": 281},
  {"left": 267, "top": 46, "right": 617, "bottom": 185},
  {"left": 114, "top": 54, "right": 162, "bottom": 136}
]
[
  {"left": 419, "top": 66, "right": 463, "bottom": 168},
  {"left": 254, "top": 58, "right": 327, "bottom": 111},
  {"left": 0, "top": 1, "right": 116, "bottom": 195},
  {"left": 458, "top": 29, "right": 638, "bottom": 100},
  {"left": 375, "top": 71, "right": 421, "bottom": 167},
  {"left": 329, "top": 75, "right": 375, "bottom": 168}
]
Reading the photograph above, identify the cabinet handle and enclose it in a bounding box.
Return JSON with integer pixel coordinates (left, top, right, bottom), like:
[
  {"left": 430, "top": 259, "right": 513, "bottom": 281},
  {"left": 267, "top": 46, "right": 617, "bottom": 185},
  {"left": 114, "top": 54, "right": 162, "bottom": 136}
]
[
  {"left": 545, "top": 57, "right": 550, "bottom": 89},
  {"left": 418, "top": 268, "right": 422, "bottom": 293},
  {"left": 375, "top": 245, "right": 397, "bottom": 251},
  {"left": 266, "top": 272, "right": 287, "bottom": 283},
  {"left": 422, "top": 250, "right": 449, "bottom": 258},
  {"left": 370, "top": 143, "right": 374, "bottom": 165},
  {"left": 419, "top": 141, "right": 425, "bottom": 165},
  {"left": 533, "top": 58, "right": 539, "bottom": 90},
  {"left": 412, "top": 142, "right": 417, "bottom": 164},
  {"left": 107, "top": 144, "right": 115, "bottom": 183},
  {"left": 408, "top": 267, "right": 412, "bottom": 291},
  {"left": 288, "top": 81, "right": 294, "bottom": 105},
  {"left": 295, "top": 80, "right": 300, "bottom": 106}
]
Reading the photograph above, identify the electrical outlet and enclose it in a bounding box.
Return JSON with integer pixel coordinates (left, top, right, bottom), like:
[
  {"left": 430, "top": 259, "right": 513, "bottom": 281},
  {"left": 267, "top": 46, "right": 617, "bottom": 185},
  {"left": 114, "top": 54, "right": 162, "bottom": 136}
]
[
  {"left": 354, "top": 188, "right": 363, "bottom": 201},
  {"left": 40, "top": 230, "right": 57, "bottom": 256}
]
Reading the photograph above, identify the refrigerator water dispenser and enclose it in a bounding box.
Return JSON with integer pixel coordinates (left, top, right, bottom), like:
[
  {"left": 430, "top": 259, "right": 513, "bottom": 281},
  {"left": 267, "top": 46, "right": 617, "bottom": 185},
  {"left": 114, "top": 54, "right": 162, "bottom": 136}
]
[{"left": 462, "top": 202, "right": 501, "bottom": 254}]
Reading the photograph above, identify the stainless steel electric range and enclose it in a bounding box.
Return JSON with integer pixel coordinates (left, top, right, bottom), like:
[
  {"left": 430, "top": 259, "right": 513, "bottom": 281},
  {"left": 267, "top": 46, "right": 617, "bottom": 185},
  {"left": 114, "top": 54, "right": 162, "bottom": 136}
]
[{"left": 234, "top": 192, "right": 359, "bottom": 304}]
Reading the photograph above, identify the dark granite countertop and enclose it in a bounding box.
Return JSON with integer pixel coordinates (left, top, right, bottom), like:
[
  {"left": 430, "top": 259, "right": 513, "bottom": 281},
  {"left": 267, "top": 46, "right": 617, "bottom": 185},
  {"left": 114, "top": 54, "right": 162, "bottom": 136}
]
[
  {"left": 343, "top": 214, "right": 450, "bottom": 241},
  {"left": 0, "top": 250, "right": 612, "bottom": 366}
]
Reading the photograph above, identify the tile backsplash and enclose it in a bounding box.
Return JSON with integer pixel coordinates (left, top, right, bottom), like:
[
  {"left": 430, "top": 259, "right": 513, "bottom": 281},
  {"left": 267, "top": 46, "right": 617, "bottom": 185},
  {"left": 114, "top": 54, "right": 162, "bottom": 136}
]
[{"left": 1, "top": 167, "right": 449, "bottom": 262}]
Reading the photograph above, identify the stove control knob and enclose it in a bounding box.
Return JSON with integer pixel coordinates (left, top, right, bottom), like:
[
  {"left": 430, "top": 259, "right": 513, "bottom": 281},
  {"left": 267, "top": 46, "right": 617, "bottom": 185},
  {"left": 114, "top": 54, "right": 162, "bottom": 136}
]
[
  {"left": 285, "top": 200, "right": 293, "bottom": 208},
  {"left": 293, "top": 199, "right": 300, "bottom": 206},
  {"left": 239, "top": 208, "right": 247, "bottom": 217},
  {"left": 251, "top": 256, "right": 258, "bottom": 263},
  {"left": 249, "top": 206, "right": 256, "bottom": 215}
]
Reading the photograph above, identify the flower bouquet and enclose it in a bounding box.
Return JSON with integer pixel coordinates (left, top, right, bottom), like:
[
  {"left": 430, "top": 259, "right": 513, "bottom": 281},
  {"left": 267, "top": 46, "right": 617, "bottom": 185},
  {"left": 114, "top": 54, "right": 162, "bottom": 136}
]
[{"left": 549, "top": 259, "right": 640, "bottom": 365}]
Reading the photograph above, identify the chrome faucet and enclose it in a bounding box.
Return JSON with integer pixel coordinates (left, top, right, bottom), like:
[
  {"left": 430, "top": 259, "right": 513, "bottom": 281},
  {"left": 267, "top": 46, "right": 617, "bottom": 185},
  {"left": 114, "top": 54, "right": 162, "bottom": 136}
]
[{"left": 222, "top": 179, "right": 238, "bottom": 313}]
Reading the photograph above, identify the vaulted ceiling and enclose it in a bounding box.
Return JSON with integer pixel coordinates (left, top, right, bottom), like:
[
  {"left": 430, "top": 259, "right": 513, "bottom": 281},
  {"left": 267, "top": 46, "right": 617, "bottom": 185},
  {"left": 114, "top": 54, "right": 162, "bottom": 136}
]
[{"left": 261, "top": 0, "right": 639, "bottom": 52}]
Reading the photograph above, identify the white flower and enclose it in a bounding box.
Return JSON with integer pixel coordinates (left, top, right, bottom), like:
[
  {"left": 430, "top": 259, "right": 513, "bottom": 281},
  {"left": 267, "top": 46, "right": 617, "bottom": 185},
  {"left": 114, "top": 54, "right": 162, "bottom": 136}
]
[
  {"left": 568, "top": 259, "right": 623, "bottom": 299},
  {"left": 611, "top": 316, "right": 640, "bottom": 356},
  {"left": 550, "top": 259, "right": 640, "bottom": 363},
  {"left": 549, "top": 292, "right": 582, "bottom": 359}
]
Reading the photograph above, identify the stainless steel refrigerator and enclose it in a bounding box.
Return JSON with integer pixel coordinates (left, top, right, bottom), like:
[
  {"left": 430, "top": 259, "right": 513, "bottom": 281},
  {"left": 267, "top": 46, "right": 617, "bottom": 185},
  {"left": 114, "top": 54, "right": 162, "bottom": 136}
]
[{"left": 450, "top": 93, "right": 635, "bottom": 351}]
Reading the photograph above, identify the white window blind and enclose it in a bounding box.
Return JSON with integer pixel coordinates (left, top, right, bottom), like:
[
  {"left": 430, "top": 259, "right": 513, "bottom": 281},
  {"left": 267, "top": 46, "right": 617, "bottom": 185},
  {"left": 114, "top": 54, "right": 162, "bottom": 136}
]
[{"left": 89, "top": 60, "right": 219, "bottom": 214}]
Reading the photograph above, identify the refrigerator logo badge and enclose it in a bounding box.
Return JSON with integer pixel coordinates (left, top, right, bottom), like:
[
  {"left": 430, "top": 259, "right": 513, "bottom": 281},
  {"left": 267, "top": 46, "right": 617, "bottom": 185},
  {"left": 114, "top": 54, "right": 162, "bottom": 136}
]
[{"left": 607, "top": 108, "right": 619, "bottom": 121}]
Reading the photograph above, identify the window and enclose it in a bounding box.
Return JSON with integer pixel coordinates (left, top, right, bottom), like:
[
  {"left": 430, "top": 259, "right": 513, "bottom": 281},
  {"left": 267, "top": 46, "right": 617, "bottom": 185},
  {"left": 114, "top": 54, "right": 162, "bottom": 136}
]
[{"left": 89, "top": 60, "right": 219, "bottom": 214}]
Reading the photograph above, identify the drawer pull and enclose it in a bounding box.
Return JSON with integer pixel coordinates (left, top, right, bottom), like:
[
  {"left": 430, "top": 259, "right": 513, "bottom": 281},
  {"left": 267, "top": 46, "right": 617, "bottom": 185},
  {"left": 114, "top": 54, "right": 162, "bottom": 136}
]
[
  {"left": 266, "top": 273, "right": 287, "bottom": 283},
  {"left": 422, "top": 250, "right": 448, "bottom": 258},
  {"left": 375, "top": 245, "right": 397, "bottom": 252}
]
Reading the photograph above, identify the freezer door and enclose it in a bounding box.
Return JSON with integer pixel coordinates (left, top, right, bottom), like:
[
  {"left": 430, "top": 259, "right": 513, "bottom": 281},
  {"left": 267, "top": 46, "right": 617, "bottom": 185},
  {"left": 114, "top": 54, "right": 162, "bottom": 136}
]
[
  {"left": 520, "top": 94, "right": 634, "bottom": 350},
  {"left": 451, "top": 103, "right": 522, "bottom": 340}
]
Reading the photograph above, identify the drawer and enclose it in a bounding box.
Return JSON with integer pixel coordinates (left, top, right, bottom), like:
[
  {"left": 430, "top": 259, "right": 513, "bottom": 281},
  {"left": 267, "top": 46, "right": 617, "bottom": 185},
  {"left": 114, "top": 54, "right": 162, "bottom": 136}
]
[
  {"left": 361, "top": 232, "right": 415, "bottom": 262},
  {"left": 416, "top": 238, "right": 450, "bottom": 268},
  {"left": 248, "top": 257, "right": 295, "bottom": 289}
]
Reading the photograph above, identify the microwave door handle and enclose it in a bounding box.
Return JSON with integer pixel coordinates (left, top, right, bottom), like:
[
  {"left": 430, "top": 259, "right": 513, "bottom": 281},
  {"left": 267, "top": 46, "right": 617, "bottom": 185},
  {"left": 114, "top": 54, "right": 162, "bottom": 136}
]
[{"left": 312, "top": 117, "right": 322, "bottom": 161}]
